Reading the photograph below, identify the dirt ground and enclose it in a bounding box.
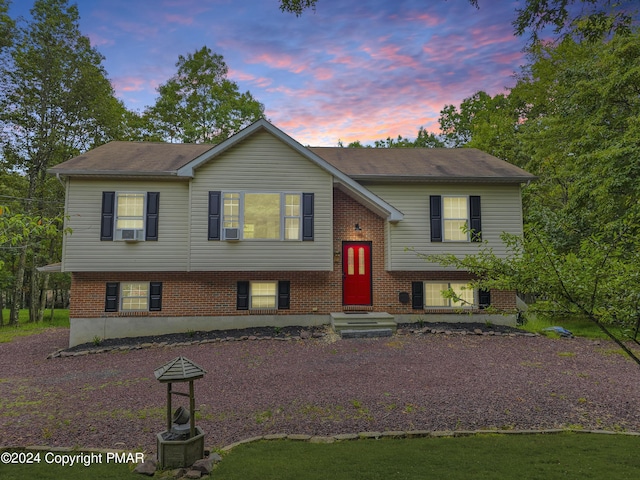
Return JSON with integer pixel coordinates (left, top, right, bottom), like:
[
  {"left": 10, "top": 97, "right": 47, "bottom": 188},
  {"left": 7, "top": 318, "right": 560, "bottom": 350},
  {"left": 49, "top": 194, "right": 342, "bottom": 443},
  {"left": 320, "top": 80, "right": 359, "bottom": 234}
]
[{"left": 1, "top": 327, "right": 639, "bottom": 453}]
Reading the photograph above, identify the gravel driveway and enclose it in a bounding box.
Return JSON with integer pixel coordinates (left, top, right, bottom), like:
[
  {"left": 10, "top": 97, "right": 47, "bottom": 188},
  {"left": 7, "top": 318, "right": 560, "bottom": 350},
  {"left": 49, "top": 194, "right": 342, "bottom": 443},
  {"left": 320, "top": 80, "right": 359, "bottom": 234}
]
[{"left": 1, "top": 327, "right": 640, "bottom": 453}]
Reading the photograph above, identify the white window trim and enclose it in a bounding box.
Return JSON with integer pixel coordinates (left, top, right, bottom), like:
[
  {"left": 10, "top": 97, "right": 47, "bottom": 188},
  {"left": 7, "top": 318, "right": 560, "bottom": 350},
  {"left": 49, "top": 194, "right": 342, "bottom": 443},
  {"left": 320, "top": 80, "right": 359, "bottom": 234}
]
[
  {"left": 424, "top": 281, "right": 476, "bottom": 308},
  {"left": 442, "top": 195, "right": 470, "bottom": 242},
  {"left": 249, "top": 280, "right": 278, "bottom": 310},
  {"left": 120, "top": 281, "right": 149, "bottom": 312},
  {"left": 114, "top": 191, "right": 146, "bottom": 241},
  {"left": 222, "top": 191, "right": 302, "bottom": 241}
]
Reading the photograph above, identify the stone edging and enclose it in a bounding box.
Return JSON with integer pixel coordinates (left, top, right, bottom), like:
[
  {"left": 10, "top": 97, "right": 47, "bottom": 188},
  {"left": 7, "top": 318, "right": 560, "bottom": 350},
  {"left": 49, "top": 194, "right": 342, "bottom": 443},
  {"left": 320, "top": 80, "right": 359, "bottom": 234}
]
[
  {"left": 47, "top": 327, "right": 540, "bottom": 359},
  {"left": 219, "top": 428, "right": 640, "bottom": 452},
  {"left": 46, "top": 331, "right": 326, "bottom": 359}
]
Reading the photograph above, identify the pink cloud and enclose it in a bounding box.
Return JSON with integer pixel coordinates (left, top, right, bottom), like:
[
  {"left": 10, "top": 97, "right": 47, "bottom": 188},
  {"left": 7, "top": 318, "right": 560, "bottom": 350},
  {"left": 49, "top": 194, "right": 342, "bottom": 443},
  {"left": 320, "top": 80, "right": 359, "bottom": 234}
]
[
  {"left": 163, "top": 14, "right": 194, "bottom": 26},
  {"left": 87, "top": 32, "right": 114, "bottom": 47},
  {"left": 413, "top": 13, "right": 443, "bottom": 27},
  {"left": 228, "top": 69, "right": 273, "bottom": 88},
  {"left": 247, "top": 52, "right": 308, "bottom": 74}
]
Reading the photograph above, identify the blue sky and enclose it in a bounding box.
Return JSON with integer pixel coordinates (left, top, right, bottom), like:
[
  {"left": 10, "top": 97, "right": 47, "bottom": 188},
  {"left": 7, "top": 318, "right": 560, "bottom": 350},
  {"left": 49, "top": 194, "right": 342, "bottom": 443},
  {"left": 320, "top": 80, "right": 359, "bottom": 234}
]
[{"left": 9, "top": 0, "right": 531, "bottom": 145}]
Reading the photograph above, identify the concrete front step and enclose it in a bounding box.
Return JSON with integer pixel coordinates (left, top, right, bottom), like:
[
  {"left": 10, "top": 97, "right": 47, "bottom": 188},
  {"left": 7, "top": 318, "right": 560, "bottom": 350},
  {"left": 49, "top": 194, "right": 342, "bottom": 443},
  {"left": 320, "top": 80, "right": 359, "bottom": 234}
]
[
  {"left": 340, "top": 329, "right": 394, "bottom": 339},
  {"left": 330, "top": 312, "right": 397, "bottom": 336}
]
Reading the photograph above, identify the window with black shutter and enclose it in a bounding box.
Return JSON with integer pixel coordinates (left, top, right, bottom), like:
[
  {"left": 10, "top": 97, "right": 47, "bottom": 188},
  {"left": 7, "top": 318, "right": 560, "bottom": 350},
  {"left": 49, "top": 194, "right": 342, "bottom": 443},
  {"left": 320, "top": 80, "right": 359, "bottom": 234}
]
[
  {"left": 302, "top": 193, "right": 314, "bottom": 241},
  {"left": 149, "top": 282, "right": 163, "bottom": 311},
  {"left": 411, "top": 282, "right": 424, "bottom": 310},
  {"left": 237, "top": 281, "right": 249, "bottom": 310},
  {"left": 278, "top": 281, "right": 291, "bottom": 309},
  {"left": 105, "top": 282, "right": 119, "bottom": 312},
  {"left": 146, "top": 192, "right": 160, "bottom": 241},
  {"left": 208, "top": 191, "right": 221, "bottom": 240},
  {"left": 429, "top": 195, "right": 442, "bottom": 242},
  {"left": 101, "top": 192, "right": 116, "bottom": 241}
]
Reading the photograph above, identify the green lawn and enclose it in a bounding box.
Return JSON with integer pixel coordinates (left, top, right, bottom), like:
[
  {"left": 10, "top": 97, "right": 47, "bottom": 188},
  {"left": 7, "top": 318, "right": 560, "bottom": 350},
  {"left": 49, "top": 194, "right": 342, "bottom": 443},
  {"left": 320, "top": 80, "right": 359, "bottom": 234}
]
[
  {"left": 213, "top": 433, "right": 640, "bottom": 480},
  {"left": 0, "top": 309, "right": 69, "bottom": 343},
  {"left": 518, "top": 314, "right": 628, "bottom": 340},
  {"left": 1, "top": 433, "right": 638, "bottom": 479},
  {"left": 0, "top": 452, "right": 136, "bottom": 479}
]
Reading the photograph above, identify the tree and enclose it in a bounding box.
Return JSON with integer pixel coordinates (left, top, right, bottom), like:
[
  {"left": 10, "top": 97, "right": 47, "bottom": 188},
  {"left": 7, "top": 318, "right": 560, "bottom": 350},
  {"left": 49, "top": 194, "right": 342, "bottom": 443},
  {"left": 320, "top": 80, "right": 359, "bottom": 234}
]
[
  {"left": 419, "top": 225, "right": 640, "bottom": 366},
  {"left": 421, "top": 28, "right": 640, "bottom": 362},
  {"left": 339, "top": 126, "right": 445, "bottom": 148},
  {"left": 0, "top": 0, "right": 128, "bottom": 325},
  {"left": 145, "top": 46, "right": 265, "bottom": 144},
  {"left": 0, "top": 0, "right": 15, "bottom": 50},
  {"left": 511, "top": 30, "right": 640, "bottom": 251}
]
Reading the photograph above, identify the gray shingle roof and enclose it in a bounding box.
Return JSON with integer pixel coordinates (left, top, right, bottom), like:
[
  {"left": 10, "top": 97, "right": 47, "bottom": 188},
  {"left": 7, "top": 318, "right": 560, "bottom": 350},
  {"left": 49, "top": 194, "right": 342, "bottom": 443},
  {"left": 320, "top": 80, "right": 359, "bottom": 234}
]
[
  {"left": 49, "top": 138, "right": 534, "bottom": 184},
  {"left": 49, "top": 141, "right": 215, "bottom": 176},
  {"left": 308, "top": 147, "right": 535, "bottom": 183}
]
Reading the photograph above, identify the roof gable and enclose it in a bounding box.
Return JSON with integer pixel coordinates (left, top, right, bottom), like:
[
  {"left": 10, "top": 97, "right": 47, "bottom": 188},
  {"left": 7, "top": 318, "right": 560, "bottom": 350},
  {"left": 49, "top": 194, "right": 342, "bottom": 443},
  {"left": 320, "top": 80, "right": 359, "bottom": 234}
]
[{"left": 177, "top": 119, "right": 404, "bottom": 222}]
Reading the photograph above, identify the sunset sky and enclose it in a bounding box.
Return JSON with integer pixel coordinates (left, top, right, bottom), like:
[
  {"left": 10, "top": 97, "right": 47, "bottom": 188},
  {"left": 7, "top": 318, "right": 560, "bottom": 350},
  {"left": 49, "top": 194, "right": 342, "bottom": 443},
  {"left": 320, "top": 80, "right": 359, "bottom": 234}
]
[{"left": 9, "top": 0, "right": 532, "bottom": 145}]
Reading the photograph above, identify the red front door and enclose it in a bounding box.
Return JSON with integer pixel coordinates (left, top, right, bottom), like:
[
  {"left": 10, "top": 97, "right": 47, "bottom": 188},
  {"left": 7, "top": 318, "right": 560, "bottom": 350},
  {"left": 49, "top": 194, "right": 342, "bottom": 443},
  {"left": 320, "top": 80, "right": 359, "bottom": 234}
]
[{"left": 343, "top": 242, "right": 372, "bottom": 305}]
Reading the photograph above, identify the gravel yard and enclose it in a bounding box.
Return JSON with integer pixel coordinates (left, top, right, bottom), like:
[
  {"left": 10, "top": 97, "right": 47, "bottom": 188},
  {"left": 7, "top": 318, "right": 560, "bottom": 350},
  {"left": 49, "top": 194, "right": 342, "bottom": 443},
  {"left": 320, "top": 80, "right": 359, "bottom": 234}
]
[{"left": 1, "top": 326, "right": 639, "bottom": 454}]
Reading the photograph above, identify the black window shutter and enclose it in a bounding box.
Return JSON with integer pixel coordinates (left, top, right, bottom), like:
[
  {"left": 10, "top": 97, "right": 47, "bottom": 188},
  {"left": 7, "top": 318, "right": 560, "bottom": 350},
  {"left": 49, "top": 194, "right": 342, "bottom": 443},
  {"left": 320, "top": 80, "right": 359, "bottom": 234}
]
[
  {"left": 105, "top": 282, "right": 119, "bottom": 312},
  {"left": 208, "top": 191, "right": 221, "bottom": 240},
  {"left": 278, "top": 281, "right": 291, "bottom": 310},
  {"left": 411, "top": 282, "right": 424, "bottom": 310},
  {"left": 149, "top": 282, "right": 163, "bottom": 311},
  {"left": 302, "top": 193, "right": 314, "bottom": 241},
  {"left": 101, "top": 192, "right": 115, "bottom": 241},
  {"left": 430, "top": 195, "right": 442, "bottom": 242},
  {"left": 237, "top": 281, "right": 249, "bottom": 310},
  {"left": 469, "top": 196, "right": 482, "bottom": 242},
  {"left": 146, "top": 192, "right": 160, "bottom": 241},
  {"left": 479, "top": 289, "right": 491, "bottom": 309}
]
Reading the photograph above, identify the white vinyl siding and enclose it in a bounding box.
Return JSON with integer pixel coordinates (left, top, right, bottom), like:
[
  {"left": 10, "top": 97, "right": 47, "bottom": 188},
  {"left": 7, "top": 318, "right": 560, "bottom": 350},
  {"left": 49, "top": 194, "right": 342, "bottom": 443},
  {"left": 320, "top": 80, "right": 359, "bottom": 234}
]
[
  {"left": 189, "top": 130, "right": 333, "bottom": 271},
  {"left": 61, "top": 179, "right": 189, "bottom": 272},
  {"left": 368, "top": 183, "right": 524, "bottom": 271}
]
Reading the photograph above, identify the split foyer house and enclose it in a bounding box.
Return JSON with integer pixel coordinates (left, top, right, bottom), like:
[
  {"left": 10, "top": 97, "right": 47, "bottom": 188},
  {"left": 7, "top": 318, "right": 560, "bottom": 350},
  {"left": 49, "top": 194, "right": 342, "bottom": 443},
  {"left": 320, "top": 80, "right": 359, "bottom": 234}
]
[{"left": 49, "top": 119, "right": 535, "bottom": 347}]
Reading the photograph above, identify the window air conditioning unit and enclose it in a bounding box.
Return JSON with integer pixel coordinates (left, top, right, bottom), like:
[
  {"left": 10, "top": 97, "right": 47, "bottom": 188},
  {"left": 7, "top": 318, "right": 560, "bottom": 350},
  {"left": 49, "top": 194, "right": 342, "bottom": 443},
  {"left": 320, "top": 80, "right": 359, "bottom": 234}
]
[
  {"left": 120, "top": 229, "right": 143, "bottom": 242},
  {"left": 223, "top": 228, "right": 239, "bottom": 241}
]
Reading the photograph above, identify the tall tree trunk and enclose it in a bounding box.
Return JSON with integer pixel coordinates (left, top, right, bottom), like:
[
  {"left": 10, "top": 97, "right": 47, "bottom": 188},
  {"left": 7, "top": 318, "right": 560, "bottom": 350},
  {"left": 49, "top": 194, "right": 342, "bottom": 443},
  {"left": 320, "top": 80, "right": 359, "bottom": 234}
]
[
  {"left": 9, "top": 247, "right": 27, "bottom": 326},
  {"left": 0, "top": 290, "right": 4, "bottom": 326},
  {"left": 37, "top": 271, "right": 50, "bottom": 323},
  {"left": 29, "top": 268, "right": 39, "bottom": 323},
  {"left": 49, "top": 289, "right": 56, "bottom": 322}
]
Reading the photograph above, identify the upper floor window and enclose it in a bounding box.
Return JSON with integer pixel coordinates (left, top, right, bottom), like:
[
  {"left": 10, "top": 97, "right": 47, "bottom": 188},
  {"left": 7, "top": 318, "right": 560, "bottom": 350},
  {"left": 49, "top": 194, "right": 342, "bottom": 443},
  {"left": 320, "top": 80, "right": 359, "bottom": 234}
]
[
  {"left": 430, "top": 195, "right": 481, "bottom": 243},
  {"left": 115, "top": 193, "right": 145, "bottom": 239},
  {"left": 443, "top": 196, "right": 469, "bottom": 241},
  {"left": 209, "top": 191, "right": 313, "bottom": 242},
  {"left": 101, "top": 191, "right": 159, "bottom": 242},
  {"left": 222, "top": 192, "right": 301, "bottom": 241}
]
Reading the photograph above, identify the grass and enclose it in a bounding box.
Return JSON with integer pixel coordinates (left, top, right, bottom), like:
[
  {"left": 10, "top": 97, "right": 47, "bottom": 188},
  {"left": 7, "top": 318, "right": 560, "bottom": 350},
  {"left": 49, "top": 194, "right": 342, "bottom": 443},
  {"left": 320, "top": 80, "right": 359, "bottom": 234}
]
[
  {"left": 0, "top": 309, "right": 69, "bottom": 343},
  {"left": 518, "top": 314, "right": 626, "bottom": 340},
  {"left": 2, "top": 433, "right": 639, "bottom": 479},
  {"left": 0, "top": 451, "right": 137, "bottom": 479},
  {"left": 214, "top": 433, "right": 640, "bottom": 480}
]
